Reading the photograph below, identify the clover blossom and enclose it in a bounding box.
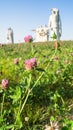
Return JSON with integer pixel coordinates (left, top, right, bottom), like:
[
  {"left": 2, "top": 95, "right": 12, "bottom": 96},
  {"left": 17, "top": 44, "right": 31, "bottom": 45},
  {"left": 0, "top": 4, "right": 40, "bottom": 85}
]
[
  {"left": 24, "top": 35, "right": 33, "bottom": 43},
  {"left": 25, "top": 58, "right": 37, "bottom": 70},
  {"left": 14, "top": 58, "right": 19, "bottom": 64},
  {"left": 30, "top": 58, "right": 37, "bottom": 67},
  {"left": 1, "top": 79, "right": 9, "bottom": 89}
]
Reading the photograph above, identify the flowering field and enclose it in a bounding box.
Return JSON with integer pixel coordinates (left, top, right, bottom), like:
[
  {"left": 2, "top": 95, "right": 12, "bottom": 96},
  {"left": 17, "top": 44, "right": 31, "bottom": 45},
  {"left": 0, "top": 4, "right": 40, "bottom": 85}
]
[{"left": 0, "top": 41, "right": 73, "bottom": 130}]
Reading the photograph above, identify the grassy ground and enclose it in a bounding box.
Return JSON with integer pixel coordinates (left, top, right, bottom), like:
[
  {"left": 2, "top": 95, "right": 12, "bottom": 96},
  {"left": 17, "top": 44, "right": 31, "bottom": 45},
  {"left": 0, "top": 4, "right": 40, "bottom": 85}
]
[{"left": 0, "top": 41, "right": 73, "bottom": 130}]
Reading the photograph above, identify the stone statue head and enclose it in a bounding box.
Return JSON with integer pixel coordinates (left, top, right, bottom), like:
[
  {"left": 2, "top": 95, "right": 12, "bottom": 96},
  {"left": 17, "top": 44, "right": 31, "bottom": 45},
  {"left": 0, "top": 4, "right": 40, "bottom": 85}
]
[
  {"left": 51, "top": 8, "right": 59, "bottom": 16},
  {"left": 8, "top": 27, "right": 12, "bottom": 30}
]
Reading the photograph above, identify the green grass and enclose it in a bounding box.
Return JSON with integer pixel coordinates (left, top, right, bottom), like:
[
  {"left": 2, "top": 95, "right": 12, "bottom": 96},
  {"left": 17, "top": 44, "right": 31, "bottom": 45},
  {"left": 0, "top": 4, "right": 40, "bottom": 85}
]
[{"left": 0, "top": 41, "right": 73, "bottom": 130}]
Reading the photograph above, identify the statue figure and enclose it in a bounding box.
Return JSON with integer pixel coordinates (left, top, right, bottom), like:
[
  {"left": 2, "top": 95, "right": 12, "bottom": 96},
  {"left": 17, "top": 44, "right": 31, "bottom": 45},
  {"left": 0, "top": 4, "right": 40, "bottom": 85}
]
[
  {"left": 7, "top": 27, "right": 14, "bottom": 43},
  {"left": 48, "top": 8, "right": 62, "bottom": 41},
  {"left": 32, "top": 25, "right": 49, "bottom": 42}
]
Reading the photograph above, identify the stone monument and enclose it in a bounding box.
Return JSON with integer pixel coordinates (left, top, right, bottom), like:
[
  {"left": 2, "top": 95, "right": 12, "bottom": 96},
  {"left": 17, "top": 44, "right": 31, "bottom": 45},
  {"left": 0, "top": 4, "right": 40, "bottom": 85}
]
[
  {"left": 48, "top": 8, "right": 62, "bottom": 41},
  {"left": 7, "top": 27, "right": 14, "bottom": 44},
  {"left": 33, "top": 25, "right": 49, "bottom": 42}
]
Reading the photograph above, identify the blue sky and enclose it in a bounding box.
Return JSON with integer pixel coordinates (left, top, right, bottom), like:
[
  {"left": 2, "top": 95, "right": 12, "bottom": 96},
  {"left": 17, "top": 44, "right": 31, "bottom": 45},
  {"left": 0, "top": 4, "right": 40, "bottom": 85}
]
[{"left": 0, "top": 0, "right": 73, "bottom": 43}]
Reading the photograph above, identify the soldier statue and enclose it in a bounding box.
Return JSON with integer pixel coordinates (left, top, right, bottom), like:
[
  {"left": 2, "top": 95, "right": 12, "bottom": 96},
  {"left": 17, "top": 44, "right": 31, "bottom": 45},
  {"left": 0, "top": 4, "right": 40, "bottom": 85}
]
[
  {"left": 7, "top": 27, "right": 14, "bottom": 43},
  {"left": 48, "top": 8, "right": 62, "bottom": 41}
]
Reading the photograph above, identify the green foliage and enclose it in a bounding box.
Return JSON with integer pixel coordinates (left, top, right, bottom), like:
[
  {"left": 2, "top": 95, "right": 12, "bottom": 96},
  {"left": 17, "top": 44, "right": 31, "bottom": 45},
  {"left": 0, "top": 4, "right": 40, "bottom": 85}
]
[{"left": 51, "top": 32, "right": 57, "bottom": 40}]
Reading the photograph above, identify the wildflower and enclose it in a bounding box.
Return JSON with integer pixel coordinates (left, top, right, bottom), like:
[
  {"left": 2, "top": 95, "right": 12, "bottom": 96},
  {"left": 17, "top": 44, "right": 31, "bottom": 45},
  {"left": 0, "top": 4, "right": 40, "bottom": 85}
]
[
  {"left": 45, "top": 125, "right": 54, "bottom": 130},
  {"left": 14, "top": 58, "right": 19, "bottom": 64},
  {"left": 25, "top": 117, "right": 29, "bottom": 122},
  {"left": 19, "top": 57, "right": 22, "bottom": 61},
  {"left": 56, "top": 70, "right": 60, "bottom": 75},
  {"left": 30, "top": 58, "right": 37, "bottom": 67},
  {"left": 65, "top": 59, "right": 69, "bottom": 64},
  {"left": 54, "top": 56, "right": 59, "bottom": 60},
  {"left": 25, "top": 60, "right": 33, "bottom": 70},
  {"left": 24, "top": 35, "right": 33, "bottom": 43},
  {"left": 25, "top": 58, "right": 37, "bottom": 70},
  {"left": 1, "top": 79, "right": 9, "bottom": 89}
]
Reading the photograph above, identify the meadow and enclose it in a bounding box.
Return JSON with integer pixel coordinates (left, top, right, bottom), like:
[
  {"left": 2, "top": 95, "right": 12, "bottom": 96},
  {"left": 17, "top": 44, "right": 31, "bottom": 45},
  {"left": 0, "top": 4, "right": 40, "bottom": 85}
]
[{"left": 0, "top": 41, "right": 73, "bottom": 130}]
